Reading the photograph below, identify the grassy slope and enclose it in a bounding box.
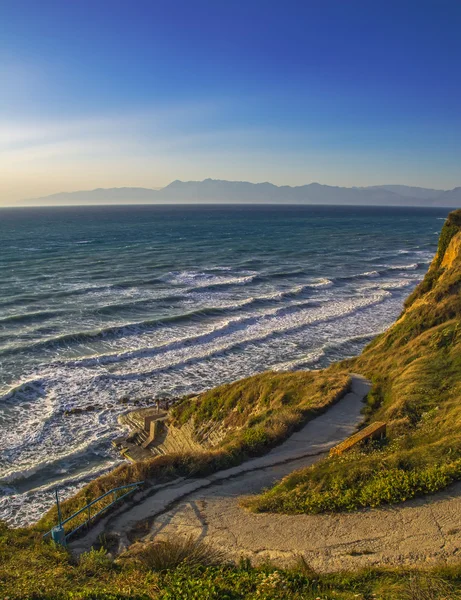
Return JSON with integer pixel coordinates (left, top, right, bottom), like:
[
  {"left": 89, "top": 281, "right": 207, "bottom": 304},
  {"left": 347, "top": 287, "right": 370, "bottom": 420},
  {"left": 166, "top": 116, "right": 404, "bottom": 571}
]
[
  {"left": 245, "top": 209, "right": 461, "bottom": 514},
  {"left": 171, "top": 370, "right": 350, "bottom": 441}
]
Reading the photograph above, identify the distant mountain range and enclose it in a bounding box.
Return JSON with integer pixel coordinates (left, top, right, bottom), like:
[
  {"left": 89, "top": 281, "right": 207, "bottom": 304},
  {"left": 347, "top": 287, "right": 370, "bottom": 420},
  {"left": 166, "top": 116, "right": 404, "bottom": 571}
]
[{"left": 21, "top": 179, "right": 461, "bottom": 207}]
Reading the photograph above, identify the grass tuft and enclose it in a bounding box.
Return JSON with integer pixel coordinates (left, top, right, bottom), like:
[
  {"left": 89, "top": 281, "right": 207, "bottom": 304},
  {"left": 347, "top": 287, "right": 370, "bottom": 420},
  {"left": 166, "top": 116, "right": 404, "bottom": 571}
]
[{"left": 124, "top": 536, "right": 224, "bottom": 571}]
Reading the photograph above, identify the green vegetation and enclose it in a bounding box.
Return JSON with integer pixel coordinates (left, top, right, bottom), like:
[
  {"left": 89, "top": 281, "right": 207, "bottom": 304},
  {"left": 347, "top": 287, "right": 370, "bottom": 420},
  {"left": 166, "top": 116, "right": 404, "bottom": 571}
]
[
  {"left": 36, "top": 370, "right": 349, "bottom": 535},
  {"left": 2, "top": 522, "right": 461, "bottom": 599},
  {"left": 171, "top": 370, "right": 350, "bottom": 438},
  {"left": 246, "top": 209, "right": 461, "bottom": 514}
]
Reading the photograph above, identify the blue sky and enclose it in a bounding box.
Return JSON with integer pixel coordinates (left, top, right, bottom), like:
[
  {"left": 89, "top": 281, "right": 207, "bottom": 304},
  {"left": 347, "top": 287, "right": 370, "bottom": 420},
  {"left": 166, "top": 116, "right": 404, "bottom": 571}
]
[{"left": 1, "top": 0, "right": 461, "bottom": 202}]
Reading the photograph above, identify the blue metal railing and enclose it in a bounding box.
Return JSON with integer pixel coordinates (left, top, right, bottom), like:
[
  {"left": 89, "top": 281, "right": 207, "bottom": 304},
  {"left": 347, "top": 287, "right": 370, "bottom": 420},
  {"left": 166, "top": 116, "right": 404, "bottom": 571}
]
[{"left": 43, "top": 481, "right": 144, "bottom": 545}]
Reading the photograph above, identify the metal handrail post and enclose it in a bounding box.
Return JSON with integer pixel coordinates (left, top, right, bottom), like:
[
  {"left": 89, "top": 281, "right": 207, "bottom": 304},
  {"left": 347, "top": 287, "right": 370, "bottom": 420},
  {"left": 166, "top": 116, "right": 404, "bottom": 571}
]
[{"left": 55, "top": 488, "right": 62, "bottom": 526}]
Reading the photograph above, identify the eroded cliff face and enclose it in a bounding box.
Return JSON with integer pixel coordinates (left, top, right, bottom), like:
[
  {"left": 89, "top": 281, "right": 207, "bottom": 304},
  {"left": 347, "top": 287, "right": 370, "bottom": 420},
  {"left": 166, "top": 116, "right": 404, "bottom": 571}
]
[
  {"left": 355, "top": 209, "right": 461, "bottom": 365},
  {"left": 441, "top": 229, "right": 461, "bottom": 270},
  {"left": 114, "top": 371, "right": 351, "bottom": 462},
  {"left": 404, "top": 208, "right": 461, "bottom": 309}
]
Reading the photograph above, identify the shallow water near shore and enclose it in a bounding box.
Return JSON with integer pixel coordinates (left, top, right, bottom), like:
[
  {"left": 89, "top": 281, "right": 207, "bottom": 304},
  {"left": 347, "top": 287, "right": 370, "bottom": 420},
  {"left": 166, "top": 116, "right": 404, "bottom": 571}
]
[{"left": 0, "top": 204, "right": 449, "bottom": 525}]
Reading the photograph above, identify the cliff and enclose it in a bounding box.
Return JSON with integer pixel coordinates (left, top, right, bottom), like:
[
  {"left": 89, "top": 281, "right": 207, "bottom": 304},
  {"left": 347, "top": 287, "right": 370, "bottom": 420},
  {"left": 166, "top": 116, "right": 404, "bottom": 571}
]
[{"left": 247, "top": 209, "right": 461, "bottom": 513}]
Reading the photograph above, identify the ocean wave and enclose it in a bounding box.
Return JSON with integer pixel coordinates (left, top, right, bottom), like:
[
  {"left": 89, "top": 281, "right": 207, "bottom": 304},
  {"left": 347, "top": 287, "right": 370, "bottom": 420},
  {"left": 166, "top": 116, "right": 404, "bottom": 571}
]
[
  {"left": 304, "top": 278, "right": 333, "bottom": 287},
  {"left": 255, "top": 269, "right": 308, "bottom": 281},
  {"left": 273, "top": 332, "right": 381, "bottom": 372},
  {"left": 158, "top": 269, "right": 257, "bottom": 289},
  {"left": 0, "top": 310, "right": 62, "bottom": 326},
  {"left": 61, "top": 291, "right": 391, "bottom": 375},
  {"left": 0, "top": 307, "right": 243, "bottom": 357},
  {"left": 338, "top": 263, "right": 422, "bottom": 283},
  {"left": 338, "top": 270, "right": 380, "bottom": 281},
  {"left": 0, "top": 269, "right": 262, "bottom": 310},
  {"left": 0, "top": 280, "right": 336, "bottom": 358},
  {"left": 382, "top": 262, "right": 419, "bottom": 271},
  {"left": 0, "top": 435, "right": 111, "bottom": 484},
  {"left": 0, "top": 377, "right": 47, "bottom": 404},
  {"left": 96, "top": 281, "right": 324, "bottom": 316},
  {"left": 41, "top": 300, "right": 322, "bottom": 369},
  {"left": 357, "top": 278, "right": 416, "bottom": 292}
]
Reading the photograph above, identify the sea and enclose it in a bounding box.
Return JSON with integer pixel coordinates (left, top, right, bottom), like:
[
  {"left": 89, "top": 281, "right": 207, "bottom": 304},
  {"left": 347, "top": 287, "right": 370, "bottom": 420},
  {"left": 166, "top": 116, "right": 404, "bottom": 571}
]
[{"left": 0, "top": 204, "right": 449, "bottom": 526}]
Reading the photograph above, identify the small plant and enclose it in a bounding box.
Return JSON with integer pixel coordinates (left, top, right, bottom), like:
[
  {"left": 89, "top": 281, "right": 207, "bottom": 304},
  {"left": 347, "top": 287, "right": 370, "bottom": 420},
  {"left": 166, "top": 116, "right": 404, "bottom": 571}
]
[
  {"left": 127, "top": 535, "right": 225, "bottom": 570},
  {"left": 291, "top": 554, "right": 317, "bottom": 577},
  {"left": 78, "top": 547, "right": 113, "bottom": 575},
  {"left": 402, "top": 571, "right": 456, "bottom": 600}
]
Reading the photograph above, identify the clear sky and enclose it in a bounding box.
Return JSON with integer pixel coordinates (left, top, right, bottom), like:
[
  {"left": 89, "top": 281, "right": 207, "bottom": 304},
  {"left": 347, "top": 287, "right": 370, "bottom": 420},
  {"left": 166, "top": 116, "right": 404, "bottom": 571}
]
[{"left": 1, "top": 0, "right": 461, "bottom": 203}]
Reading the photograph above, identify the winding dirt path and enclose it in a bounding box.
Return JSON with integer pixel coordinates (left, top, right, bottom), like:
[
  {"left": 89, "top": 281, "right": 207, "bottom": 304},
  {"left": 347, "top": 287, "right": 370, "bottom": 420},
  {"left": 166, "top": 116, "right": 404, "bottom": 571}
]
[{"left": 71, "top": 375, "right": 461, "bottom": 572}]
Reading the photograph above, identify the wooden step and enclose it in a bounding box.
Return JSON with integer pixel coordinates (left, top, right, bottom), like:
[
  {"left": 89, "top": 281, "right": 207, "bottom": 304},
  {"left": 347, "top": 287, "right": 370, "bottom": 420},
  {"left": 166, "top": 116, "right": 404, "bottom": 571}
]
[{"left": 329, "top": 421, "right": 386, "bottom": 456}]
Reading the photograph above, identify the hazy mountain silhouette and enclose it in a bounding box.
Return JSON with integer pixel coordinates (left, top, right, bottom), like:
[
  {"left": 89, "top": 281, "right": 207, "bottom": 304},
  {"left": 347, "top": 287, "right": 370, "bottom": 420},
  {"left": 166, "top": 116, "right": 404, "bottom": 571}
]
[{"left": 21, "top": 179, "right": 461, "bottom": 207}]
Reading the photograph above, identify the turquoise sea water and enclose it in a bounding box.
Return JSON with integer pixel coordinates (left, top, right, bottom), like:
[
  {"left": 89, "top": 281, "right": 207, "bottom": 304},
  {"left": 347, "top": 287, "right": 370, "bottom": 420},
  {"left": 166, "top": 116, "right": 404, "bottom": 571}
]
[{"left": 0, "top": 204, "right": 449, "bottom": 524}]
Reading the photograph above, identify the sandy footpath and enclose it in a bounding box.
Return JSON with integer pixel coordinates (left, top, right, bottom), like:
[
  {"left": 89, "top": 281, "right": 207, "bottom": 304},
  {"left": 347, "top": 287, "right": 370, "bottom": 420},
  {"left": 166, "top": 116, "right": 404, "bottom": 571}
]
[{"left": 148, "top": 463, "right": 461, "bottom": 572}]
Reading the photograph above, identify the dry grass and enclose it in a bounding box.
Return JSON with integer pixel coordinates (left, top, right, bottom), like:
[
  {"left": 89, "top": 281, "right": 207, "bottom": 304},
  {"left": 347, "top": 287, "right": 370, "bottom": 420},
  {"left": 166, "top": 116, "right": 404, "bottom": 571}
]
[
  {"left": 401, "top": 572, "right": 458, "bottom": 600},
  {"left": 171, "top": 369, "right": 350, "bottom": 434},
  {"left": 123, "top": 535, "right": 224, "bottom": 570}
]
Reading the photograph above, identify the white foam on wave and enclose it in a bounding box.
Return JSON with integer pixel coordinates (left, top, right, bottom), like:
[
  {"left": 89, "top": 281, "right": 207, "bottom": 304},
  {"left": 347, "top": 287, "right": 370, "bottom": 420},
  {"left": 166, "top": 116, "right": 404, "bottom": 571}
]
[
  {"left": 6, "top": 283, "right": 329, "bottom": 368},
  {"left": 341, "top": 270, "right": 381, "bottom": 279},
  {"left": 1, "top": 431, "right": 112, "bottom": 484},
  {"left": 412, "top": 250, "right": 435, "bottom": 263},
  {"left": 272, "top": 331, "right": 382, "bottom": 372},
  {"left": 52, "top": 292, "right": 363, "bottom": 372},
  {"left": 357, "top": 278, "right": 417, "bottom": 291},
  {"left": 0, "top": 381, "right": 56, "bottom": 454},
  {"left": 384, "top": 263, "right": 419, "bottom": 271},
  {"left": 159, "top": 269, "right": 258, "bottom": 288},
  {"left": 305, "top": 277, "right": 333, "bottom": 287},
  {"left": 79, "top": 291, "right": 391, "bottom": 380}
]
